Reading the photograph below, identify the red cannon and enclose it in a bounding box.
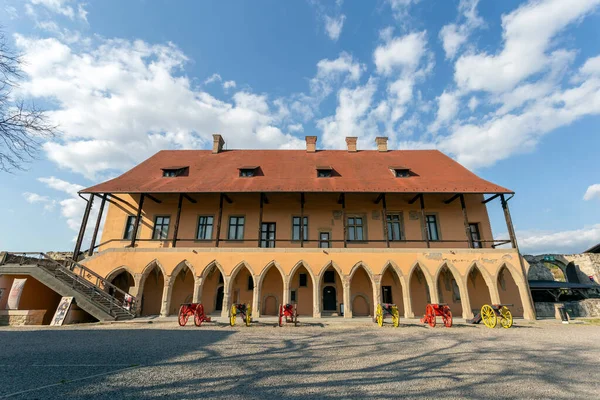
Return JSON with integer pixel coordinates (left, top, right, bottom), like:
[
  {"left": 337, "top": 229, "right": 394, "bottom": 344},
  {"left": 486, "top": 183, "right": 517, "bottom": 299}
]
[
  {"left": 278, "top": 303, "right": 298, "bottom": 327},
  {"left": 178, "top": 303, "right": 212, "bottom": 327},
  {"left": 420, "top": 303, "right": 452, "bottom": 328}
]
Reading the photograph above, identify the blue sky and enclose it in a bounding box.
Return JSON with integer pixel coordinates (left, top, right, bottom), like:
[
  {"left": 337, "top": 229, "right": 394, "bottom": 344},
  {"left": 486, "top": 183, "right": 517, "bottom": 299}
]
[{"left": 1, "top": 0, "right": 600, "bottom": 254}]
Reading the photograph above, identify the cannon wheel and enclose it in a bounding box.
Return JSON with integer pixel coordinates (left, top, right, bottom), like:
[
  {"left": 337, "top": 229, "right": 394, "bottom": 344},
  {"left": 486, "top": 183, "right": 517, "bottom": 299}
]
[
  {"left": 426, "top": 304, "right": 436, "bottom": 328},
  {"left": 376, "top": 304, "right": 384, "bottom": 327},
  {"left": 391, "top": 306, "right": 399, "bottom": 328},
  {"left": 230, "top": 304, "right": 237, "bottom": 326},
  {"left": 245, "top": 304, "right": 252, "bottom": 327},
  {"left": 278, "top": 304, "right": 283, "bottom": 327},
  {"left": 500, "top": 306, "right": 513, "bottom": 329},
  {"left": 442, "top": 308, "right": 453, "bottom": 328},
  {"left": 178, "top": 305, "right": 189, "bottom": 327},
  {"left": 481, "top": 304, "right": 497, "bottom": 328},
  {"left": 194, "top": 304, "right": 205, "bottom": 327}
]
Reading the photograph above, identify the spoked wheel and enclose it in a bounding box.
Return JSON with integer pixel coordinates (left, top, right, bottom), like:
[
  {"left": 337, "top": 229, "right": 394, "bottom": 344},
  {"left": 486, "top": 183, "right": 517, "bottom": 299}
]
[
  {"left": 230, "top": 304, "right": 237, "bottom": 326},
  {"left": 426, "top": 304, "right": 436, "bottom": 328},
  {"left": 500, "top": 306, "right": 513, "bottom": 329},
  {"left": 194, "top": 304, "right": 205, "bottom": 327},
  {"left": 391, "top": 306, "right": 400, "bottom": 328},
  {"left": 278, "top": 305, "right": 283, "bottom": 327},
  {"left": 245, "top": 304, "right": 252, "bottom": 327},
  {"left": 481, "top": 304, "right": 497, "bottom": 328},
  {"left": 178, "top": 305, "right": 188, "bottom": 327},
  {"left": 442, "top": 308, "right": 453, "bottom": 328},
  {"left": 376, "top": 304, "right": 384, "bottom": 327}
]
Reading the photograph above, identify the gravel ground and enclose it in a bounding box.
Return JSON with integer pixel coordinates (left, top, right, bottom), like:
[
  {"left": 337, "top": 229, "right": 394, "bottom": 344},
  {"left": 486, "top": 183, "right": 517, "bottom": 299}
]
[{"left": 1, "top": 318, "right": 599, "bottom": 399}]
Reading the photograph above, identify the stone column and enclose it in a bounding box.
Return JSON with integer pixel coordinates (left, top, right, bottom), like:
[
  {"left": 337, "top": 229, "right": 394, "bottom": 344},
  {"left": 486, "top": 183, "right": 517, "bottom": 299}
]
[
  {"left": 252, "top": 275, "right": 260, "bottom": 319},
  {"left": 343, "top": 278, "right": 352, "bottom": 318},
  {"left": 373, "top": 274, "right": 382, "bottom": 318},
  {"left": 283, "top": 276, "right": 290, "bottom": 305},
  {"left": 458, "top": 277, "right": 473, "bottom": 320},
  {"left": 488, "top": 278, "right": 501, "bottom": 304},
  {"left": 403, "top": 280, "right": 414, "bottom": 318},
  {"left": 428, "top": 277, "right": 440, "bottom": 305},
  {"left": 221, "top": 280, "right": 230, "bottom": 319},
  {"left": 160, "top": 279, "right": 172, "bottom": 317},
  {"left": 193, "top": 277, "right": 203, "bottom": 303},
  {"left": 132, "top": 273, "right": 143, "bottom": 316},
  {"left": 313, "top": 280, "right": 321, "bottom": 318}
]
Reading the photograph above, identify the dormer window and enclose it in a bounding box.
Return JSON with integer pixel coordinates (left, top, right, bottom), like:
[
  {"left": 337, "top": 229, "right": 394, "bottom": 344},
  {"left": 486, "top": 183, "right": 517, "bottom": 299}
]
[
  {"left": 162, "top": 166, "right": 188, "bottom": 177},
  {"left": 390, "top": 166, "right": 411, "bottom": 178},
  {"left": 239, "top": 166, "right": 258, "bottom": 177},
  {"left": 316, "top": 166, "right": 333, "bottom": 178}
]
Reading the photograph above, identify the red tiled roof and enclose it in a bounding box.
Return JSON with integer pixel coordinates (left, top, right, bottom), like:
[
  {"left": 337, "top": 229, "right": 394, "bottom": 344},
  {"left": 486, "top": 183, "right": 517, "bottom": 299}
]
[{"left": 81, "top": 149, "right": 513, "bottom": 194}]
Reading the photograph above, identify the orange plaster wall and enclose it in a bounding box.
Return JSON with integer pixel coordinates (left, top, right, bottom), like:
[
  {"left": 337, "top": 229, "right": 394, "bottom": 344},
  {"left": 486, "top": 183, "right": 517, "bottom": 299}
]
[
  {"left": 201, "top": 266, "right": 223, "bottom": 314},
  {"left": 437, "top": 269, "right": 463, "bottom": 317},
  {"left": 169, "top": 268, "right": 194, "bottom": 315},
  {"left": 497, "top": 268, "right": 524, "bottom": 317},
  {"left": 410, "top": 269, "right": 430, "bottom": 317},
  {"left": 231, "top": 267, "right": 253, "bottom": 306},
  {"left": 350, "top": 268, "right": 373, "bottom": 316},
  {"left": 0, "top": 275, "right": 62, "bottom": 324},
  {"left": 467, "top": 269, "right": 492, "bottom": 313},
  {"left": 141, "top": 269, "right": 164, "bottom": 316},
  {"left": 381, "top": 268, "right": 404, "bottom": 316},
  {"left": 260, "top": 266, "right": 284, "bottom": 315},
  {"left": 290, "top": 266, "right": 314, "bottom": 316},
  {"left": 320, "top": 267, "right": 343, "bottom": 312}
]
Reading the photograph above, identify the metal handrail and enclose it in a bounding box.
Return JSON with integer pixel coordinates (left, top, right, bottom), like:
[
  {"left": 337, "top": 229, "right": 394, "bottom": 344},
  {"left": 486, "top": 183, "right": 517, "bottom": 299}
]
[{"left": 2, "top": 252, "right": 136, "bottom": 318}]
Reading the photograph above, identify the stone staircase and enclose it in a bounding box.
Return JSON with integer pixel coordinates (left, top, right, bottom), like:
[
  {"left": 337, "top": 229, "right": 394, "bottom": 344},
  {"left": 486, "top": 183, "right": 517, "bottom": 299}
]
[{"left": 0, "top": 252, "right": 136, "bottom": 321}]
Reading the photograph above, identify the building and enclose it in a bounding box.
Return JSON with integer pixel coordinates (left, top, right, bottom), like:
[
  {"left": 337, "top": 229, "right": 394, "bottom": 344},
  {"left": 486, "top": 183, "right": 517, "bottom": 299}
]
[{"left": 56, "top": 134, "right": 533, "bottom": 321}]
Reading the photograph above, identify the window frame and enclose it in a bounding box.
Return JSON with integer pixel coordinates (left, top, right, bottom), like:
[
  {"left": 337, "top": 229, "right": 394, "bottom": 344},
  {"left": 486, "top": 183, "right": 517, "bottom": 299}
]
[
  {"left": 291, "top": 216, "right": 309, "bottom": 241},
  {"left": 319, "top": 231, "right": 331, "bottom": 248},
  {"left": 299, "top": 273, "right": 308, "bottom": 287},
  {"left": 239, "top": 169, "right": 255, "bottom": 177},
  {"left": 260, "top": 222, "right": 276, "bottom": 248},
  {"left": 469, "top": 222, "right": 482, "bottom": 248},
  {"left": 196, "top": 215, "right": 214, "bottom": 241},
  {"left": 386, "top": 212, "right": 405, "bottom": 242},
  {"left": 425, "top": 213, "right": 441, "bottom": 241},
  {"left": 123, "top": 215, "right": 141, "bottom": 240},
  {"left": 346, "top": 214, "right": 367, "bottom": 242},
  {"left": 152, "top": 215, "right": 171, "bottom": 240},
  {"left": 162, "top": 167, "right": 188, "bottom": 177},
  {"left": 227, "top": 215, "right": 246, "bottom": 241}
]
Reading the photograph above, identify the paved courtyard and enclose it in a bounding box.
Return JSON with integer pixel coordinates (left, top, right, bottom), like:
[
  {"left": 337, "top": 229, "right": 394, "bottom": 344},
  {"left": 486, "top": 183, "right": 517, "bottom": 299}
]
[{"left": 1, "top": 318, "right": 599, "bottom": 399}]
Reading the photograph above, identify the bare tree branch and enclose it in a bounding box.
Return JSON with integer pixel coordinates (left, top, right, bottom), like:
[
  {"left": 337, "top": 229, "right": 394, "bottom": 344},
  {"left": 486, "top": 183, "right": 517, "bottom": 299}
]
[{"left": 0, "top": 27, "right": 58, "bottom": 172}]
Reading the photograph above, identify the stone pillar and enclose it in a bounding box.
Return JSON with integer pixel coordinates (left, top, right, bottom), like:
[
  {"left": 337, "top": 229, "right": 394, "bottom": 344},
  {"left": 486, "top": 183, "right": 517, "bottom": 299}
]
[
  {"left": 343, "top": 278, "right": 352, "bottom": 318},
  {"left": 160, "top": 279, "right": 171, "bottom": 317},
  {"left": 252, "top": 275, "right": 260, "bottom": 319},
  {"left": 403, "top": 281, "right": 414, "bottom": 318},
  {"left": 488, "top": 278, "right": 501, "bottom": 305},
  {"left": 283, "top": 277, "right": 290, "bottom": 305},
  {"left": 313, "top": 280, "right": 321, "bottom": 318},
  {"left": 133, "top": 273, "right": 143, "bottom": 316},
  {"left": 428, "top": 277, "right": 440, "bottom": 305},
  {"left": 373, "top": 274, "right": 382, "bottom": 318},
  {"left": 221, "top": 280, "right": 230, "bottom": 319},
  {"left": 458, "top": 277, "right": 474, "bottom": 320},
  {"left": 193, "top": 277, "right": 203, "bottom": 303}
]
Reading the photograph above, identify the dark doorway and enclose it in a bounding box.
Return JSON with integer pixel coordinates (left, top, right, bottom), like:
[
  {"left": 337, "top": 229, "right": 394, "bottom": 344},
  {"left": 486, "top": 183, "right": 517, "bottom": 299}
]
[
  {"left": 323, "top": 286, "right": 337, "bottom": 311},
  {"left": 566, "top": 262, "right": 580, "bottom": 283},
  {"left": 382, "top": 285, "right": 393, "bottom": 304},
  {"left": 215, "top": 286, "right": 224, "bottom": 311}
]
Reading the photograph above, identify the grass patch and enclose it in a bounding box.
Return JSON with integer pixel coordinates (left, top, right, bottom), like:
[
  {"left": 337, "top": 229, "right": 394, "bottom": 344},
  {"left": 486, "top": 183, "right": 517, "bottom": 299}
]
[{"left": 579, "top": 318, "right": 600, "bottom": 325}]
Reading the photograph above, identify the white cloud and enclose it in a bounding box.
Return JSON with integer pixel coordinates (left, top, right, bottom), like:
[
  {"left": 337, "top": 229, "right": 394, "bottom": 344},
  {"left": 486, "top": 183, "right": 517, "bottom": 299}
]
[
  {"left": 579, "top": 55, "right": 600, "bottom": 77},
  {"left": 374, "top": 31, "right": 427, "bottom": 76},
  {"left": 584, "top": 184, "right": 600, "bottom": 201},
  {"left": 287, "top": 123, "right": 304, "bottom": 133},
  {"left": 454, "top": 0, "right": 600, "bottom": 93},
  {"left": 440, "top": 0, "right": 484, "bottom": 59},
  {"left": 386, "top": 0, "right": 419, "bottom": 20},
  {"left": 324, "top": 14, "right": 345, "bottom": 41},
  {"left": 515, "top": 224, "right": 600, "bottom": 254},
  {"left": 310, "top": 52, "right": 364, "bottom": 99},
  {"left": 37, "top": 177, "right": 92, "bottom": 234},
  {"left": 223, "top": 80, "right": 236, "bottom": 90},
  {"left": 429, "top": 91, "right": 459, "bottom": 132},
  {"left": 23, "top": 192, "right": 57, "bottom": 212},
  {"left": 204, "top": 73, "right": 222, "bottom": 85},
  {"left": 468, "top": 96, "right": 479, "bottom": 111},
  {"left": 28, "top": 0, "right": 87, "bottom": 21}
]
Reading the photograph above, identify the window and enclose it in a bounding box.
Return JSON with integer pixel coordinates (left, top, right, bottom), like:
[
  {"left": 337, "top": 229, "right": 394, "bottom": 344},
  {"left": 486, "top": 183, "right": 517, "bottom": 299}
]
[
  {"left": 394, "top": 169, "right": 410, "bottom": 177},
  {"left": 469, "top": 223, "right": 482, "bottom": 248},
  {"left": 260, "top": 223, "right": 276, "bottom": 248},
  {"left": 228, "top": 216, "right": 245, "bottom": 240},
  {"left": 247, "top": 275, "right": 253, "bottom": 291},
  {"left": 292, "top": 216, "right": 308, "bottom": 241},
  {"left": 196, "top": 216, "right": 214, "bottom": 240},
  {"left": 324, "top": 270, "right": 335, "bottom": 283},
  {"left": 152, "top": 216, "right": 170, "bottom": 240},
  {"left": 347, "top": 216, "right": 365, "bottom": 241},
  {"left": 291, "top": 290, "right": 297, "bottom": 303},
  {"left": 386, "top": 213, "right": 403, "bottom": 241},
  {"left": 426, "top": 214, "right": 439, "bottom": 241},
  {"left": 316, "top": 166, "right": 333, "bottom": 178},
  {"left": 299, "top": 273, "right": 307, "bottom": 287},
  {"left": 123, "top": 215, "right": 140, "bottom": 240},
  {"left": 319, "top": 232, "right": 330, "bottom": 248},
  {"left": 162, "top": 167, "right": 188, "bottom": 177},
  {"left": 239, "top": 166, "right": 257, "bottom": 177}
]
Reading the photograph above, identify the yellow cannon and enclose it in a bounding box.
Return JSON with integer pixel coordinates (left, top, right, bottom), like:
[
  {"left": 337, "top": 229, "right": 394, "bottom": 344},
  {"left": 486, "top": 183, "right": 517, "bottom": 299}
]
[
  {"left": 375, "top": 303, "right": 399, "bottom": 327},
  {"left": 468, "top": 304, "right": 513, "bottom": 328},
  {"left": 230, "top": 303, "right": 252, "bottom": 327}
]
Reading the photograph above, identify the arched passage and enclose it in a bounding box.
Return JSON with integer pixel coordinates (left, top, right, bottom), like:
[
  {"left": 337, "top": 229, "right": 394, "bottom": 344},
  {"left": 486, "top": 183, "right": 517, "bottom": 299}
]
[
  {"left": 201, "top": 263, "right": 224, "bottom": 314},
  {"left": 230, "top": 263, "right": 254, "bottom": 307},
  {"left": 320, "top": 264, "right": 343, "bottom": 315},
  {"left": 437, "top": 265, "right": 462, "bottom": 317},
  {"left": 169, "top": 264, "right": 195, "bottom": 315},
  {"left": 107, "top": 268, "right": 135, "bottom": 294},
  {"left": 497, "top": 266, "right": 524, "bottom": 317},
  {"left": 259, "top": 263, "right": 284, "bottom": 316},
  {"left": 140, "top": 264, "right": 164, "bottom": 316},
  {"left": 289, "top": 263, "right": 314, "bottom": 316},
  {"left": 467, "top": 265, "right": 492, "bottom": 314},
  {"left": 409, "top": 265, "right": 430, "bottom": 317},
  {"left": 350, "top": 265, "right": 373, "bottom": 317},
  {"left": 381, "top": 264, "right": 404, "bottom": 316}
]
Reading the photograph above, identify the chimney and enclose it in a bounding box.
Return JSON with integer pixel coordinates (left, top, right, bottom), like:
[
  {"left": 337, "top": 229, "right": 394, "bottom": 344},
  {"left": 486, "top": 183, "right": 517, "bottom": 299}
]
[
  {"left": 212, "top": 134, "right": 225, "bottom": 154},
  {"left": 305, "top": 136, "right": 317, "bottom": 153},
  {"left": 346, "top": 137, "right": 358, "bottom": 152},
  {"left": 375, "top": 137, "right": 388, "bottom": 152}
]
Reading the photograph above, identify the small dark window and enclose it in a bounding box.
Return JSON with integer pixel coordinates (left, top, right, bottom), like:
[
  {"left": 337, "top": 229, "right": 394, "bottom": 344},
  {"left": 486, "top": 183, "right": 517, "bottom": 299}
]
[
  {"left": 291, "top": 290, "right": 297, "bottom": 303},
  {"left": 292, "top": 216, "right": 308, "bottom": 241},
  {"left": 299, "top": 273, "right": 308, "bottom": 287},
  {"left": 162, "top": 167, "right": 188, "bottom": 177},
  {"left": 247, "top": 275, "right": 253, "bottom": 291},
  {"left": 197, "top": 216, "right": 214, "bottom": 240},
  {"left": 394, "top": 169, "right": 410, "bottom": 177},
  {"left": 316, "top": 166, "right": 333, "bottom": 178},
  {"left": 426, "top": 215, "right": 439, "bottom": 241},
  {"left": 123, "top": 215, "right": 140, "bottom": 240},
  {"left": 347, "top": 216, "right": 364, "bottom": 241},
  {"left": 228, "top": 216, "right": 245, "bottom": 240},
  {"left": 239, "top": 169, "right": 255, "bottom": 177},
  {"left": 152, "top": 216, "right": 170, "bottom": 240},
  {"left": 387, "top": 213, "right": 403, "bottom": 241},
  {"left": 324, "top": 270, "right": 335, "bottom": 283}
]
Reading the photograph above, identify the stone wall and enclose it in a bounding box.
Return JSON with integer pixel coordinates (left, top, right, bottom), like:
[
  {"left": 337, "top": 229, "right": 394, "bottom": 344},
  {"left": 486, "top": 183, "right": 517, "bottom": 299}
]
[
  {"left": 524, "top": 254, "right": 598, "bottom": 284},
  {"left": 535, "top": 299, "right": 600, "bottom": 319},
  {"left": 563, "top": 253, "right": 600, "bottom": 283}
]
